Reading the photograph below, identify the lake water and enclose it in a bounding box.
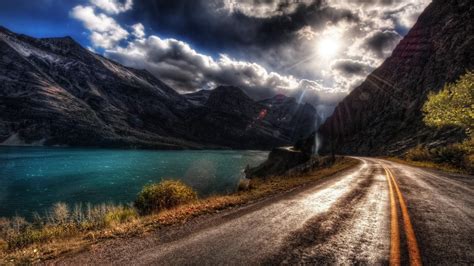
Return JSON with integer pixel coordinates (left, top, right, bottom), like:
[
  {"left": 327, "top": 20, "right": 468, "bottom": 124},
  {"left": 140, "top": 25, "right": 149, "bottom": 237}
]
[{"left": 0, "top": 147, "right": 268, "bottom": 218}]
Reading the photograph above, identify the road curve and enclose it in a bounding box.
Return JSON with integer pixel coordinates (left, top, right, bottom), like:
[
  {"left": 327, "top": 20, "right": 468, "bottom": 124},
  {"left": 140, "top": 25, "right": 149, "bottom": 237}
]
[{"left": 51, "top": 158, "right": 474, "bottom": 265}]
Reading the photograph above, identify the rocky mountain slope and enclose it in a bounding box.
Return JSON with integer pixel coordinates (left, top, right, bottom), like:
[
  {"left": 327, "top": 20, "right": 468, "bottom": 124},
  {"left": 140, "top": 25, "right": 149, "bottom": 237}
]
[
  {"left": 258, "top": 95, "right": 318, "bottom": 143},
  {"left": 0, "top": 27, "right": 317, "bottom": 149},
  {"left": 318, "top": 0, "right": 473, "bottom": 155},
  {"left": 183, "top": 88, "right": 317, "bottom": 149}
]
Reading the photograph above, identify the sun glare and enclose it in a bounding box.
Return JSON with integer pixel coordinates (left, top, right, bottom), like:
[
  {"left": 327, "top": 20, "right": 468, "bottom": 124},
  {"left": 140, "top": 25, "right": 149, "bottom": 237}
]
[{"left": 317, "top": 37, "right": 340, "bottom": 58}]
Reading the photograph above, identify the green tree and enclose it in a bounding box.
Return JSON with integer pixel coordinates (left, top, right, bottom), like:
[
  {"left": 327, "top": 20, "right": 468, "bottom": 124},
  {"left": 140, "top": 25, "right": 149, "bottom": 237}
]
[{"left": 423, "top": 71, "right": 474, "bottom": 137}]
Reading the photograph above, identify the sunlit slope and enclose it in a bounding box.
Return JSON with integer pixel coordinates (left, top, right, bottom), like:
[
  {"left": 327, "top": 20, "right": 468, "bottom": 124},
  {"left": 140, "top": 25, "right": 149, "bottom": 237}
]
[{"left": 319, "top": 0, "right": 473, "bottom": 155}]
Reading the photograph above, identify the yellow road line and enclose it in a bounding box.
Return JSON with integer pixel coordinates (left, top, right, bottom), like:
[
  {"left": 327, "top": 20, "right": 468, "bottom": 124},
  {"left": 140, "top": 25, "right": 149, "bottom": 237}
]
[
  {"left": 385, "top": 167, "right": 401, "bottom": 266},
  {"left": 387, "top": 168, "right": 423, "bottom": 266}
]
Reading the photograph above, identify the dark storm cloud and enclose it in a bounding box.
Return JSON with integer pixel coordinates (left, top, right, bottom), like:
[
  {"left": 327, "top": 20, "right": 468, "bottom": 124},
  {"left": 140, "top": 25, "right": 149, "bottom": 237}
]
[
  {"left": 105, "top": 35, "right": 326, "bottom": 100},
  {"left": 128, "top": 0, "right": 358, "bottom": 52},
  {"left": 330, "top": 59, "right": 369, "bottom": 76},
  {"left": 339, "top": 0, "right": 395, "bottom": 6},
  {"left": 361, "top": 30, "right": 401, "bottom": 57}
]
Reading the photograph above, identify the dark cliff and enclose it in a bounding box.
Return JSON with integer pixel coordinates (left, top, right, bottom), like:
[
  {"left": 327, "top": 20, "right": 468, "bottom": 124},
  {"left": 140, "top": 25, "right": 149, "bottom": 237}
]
[
  {"left": 319, "top": 0, "right": 473, "bottom": 155},
  {"left": 183, "top": 87, "right": 317, "bottom": 149}
]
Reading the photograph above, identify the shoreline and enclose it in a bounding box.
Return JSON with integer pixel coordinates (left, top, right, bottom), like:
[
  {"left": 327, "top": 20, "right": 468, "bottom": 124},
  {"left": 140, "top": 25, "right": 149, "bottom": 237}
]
[
  {"left": 0, "top": 145, "right": 271, "bottom": 152},
  {"left": 1, "top": 157, "right": 359, "bottom": 264},
  {"left": 0, "top": 148, "right": 270, "bottom": 219}
]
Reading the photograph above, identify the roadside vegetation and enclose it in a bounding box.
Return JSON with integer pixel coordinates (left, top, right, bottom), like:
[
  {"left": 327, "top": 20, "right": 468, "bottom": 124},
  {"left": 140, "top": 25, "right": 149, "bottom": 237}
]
[
  {"left": 134, "top": 180, "right": 198, "bottom": 215},
  {"left": 0, "top": 156, "right": 358, "bottom": 264},
  {"left": 403, "top": 71, "right": 473, "bottom": 174}
]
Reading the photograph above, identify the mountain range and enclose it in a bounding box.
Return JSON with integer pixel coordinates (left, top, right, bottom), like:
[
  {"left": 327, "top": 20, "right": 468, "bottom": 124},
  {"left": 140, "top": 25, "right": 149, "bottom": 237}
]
[
  {"left": 0, "top": 26, "right": 317, "bottom": 150},
  {"left": 318, "top": 0, "right": 473, "bottom": 155}
]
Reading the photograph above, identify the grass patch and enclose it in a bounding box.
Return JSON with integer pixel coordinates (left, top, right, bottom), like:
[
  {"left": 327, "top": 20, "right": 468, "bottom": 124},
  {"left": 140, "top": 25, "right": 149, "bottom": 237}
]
[
  {"left": 0, "top": 157, "right": 358, "bottom": 264},
  {"left": 103, "top": 207, "right": 138, "bottom": 227},
  {"left": 383, "top": 157, "right": 469, "bottom": 174}
]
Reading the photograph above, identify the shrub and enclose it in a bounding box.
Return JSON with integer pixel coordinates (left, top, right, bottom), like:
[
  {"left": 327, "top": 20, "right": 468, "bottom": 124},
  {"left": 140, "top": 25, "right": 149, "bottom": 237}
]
[
  {"left": 0, "top": 238, "right": 7, "bottom": 251},
  {"left": 405, "top": 145, "right": 431, "bottom": 161},
  {"left": 237, "top": 178, "right": 251, "bottom": 191},
  {"left": 465, "top": 154, "right": 474, "bottom": 172},
  {"left": 103, "top": 207, "right": 137, "bottom": 226},
  {"left": 49, "top": 202, "right": 70, "bottom": 225},
  {"left": 429, "top": 144, "right": 465, "bottom": 165},
  {"left": 405, "top": 143, "right": 472, "bottom": 172},
  {"left": 134, "top": 180, "right": 198, "bottom": 215}
]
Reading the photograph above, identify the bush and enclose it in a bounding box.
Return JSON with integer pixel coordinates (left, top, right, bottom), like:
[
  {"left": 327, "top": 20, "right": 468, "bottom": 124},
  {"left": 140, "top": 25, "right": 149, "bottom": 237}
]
[
  {"left": 49, "top": 202, "right": 70, "bottom": 225},
  {"left": 405, "top": 144, "right": 472, "bottom": 173},
  {"left": 237, "top": 178, "right": 251, "bottom": 191},
  {"left": 0, "top": 238, "right": 7, "bottom": 251},
  {"left": 429, "top": 144, "right": 465, "bottom": 165},
  {"left": 134, "top": 180, "right": 198, "bottom": 215},
  {"left": 465, "top": 154, "right": 474, "bottom": 172},
  {"left": 103, "top": 207, "right": 137, "bottom": 226},
  {"left": 405, "top": 145, "right": 431, "bottom": 161}
]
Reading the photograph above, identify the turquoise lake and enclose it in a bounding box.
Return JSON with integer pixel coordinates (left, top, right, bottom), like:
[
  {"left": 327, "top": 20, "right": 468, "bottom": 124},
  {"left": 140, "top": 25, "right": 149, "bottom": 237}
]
[{"left": 0, "top": 147, "right": 268, "bottom": 218}]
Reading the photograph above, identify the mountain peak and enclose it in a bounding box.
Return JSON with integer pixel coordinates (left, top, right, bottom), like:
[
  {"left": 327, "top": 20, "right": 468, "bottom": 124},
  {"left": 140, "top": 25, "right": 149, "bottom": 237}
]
[
  {"left": 0, "top": 25, "right": 15, "bottom": 36},
  {"left": 206, "top": 86, "right": 254, "bottom": 109},
  {"left": 212, "top": 85, "right": 250, "bottom": 97},
  {"left": 40, "top": 36, "right": 82, "bottom": 49}
]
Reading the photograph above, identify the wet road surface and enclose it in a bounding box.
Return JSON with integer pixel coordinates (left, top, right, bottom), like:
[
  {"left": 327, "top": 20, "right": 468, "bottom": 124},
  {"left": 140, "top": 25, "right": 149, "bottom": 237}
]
[{"left": 52, "top": 158, "right": 474, "bottom": 265}]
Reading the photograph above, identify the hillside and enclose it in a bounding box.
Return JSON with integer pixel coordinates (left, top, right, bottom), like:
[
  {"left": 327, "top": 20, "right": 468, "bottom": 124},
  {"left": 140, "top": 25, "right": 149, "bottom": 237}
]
[{"left": 318, "top": 0, "right": 473, "bottom": 155}]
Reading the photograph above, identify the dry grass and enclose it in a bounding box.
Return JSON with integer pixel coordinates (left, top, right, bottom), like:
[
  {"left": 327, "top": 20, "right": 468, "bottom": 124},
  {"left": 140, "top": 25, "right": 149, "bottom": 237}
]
[
  {"left": 0, "top": 157, "right": 358, "bottom": 264},
  {"left": 402, "top": 141, "right": 473, "bottom": 175},
  {"left": 383, "top": 157, "right": 468, "bottom": 174}
]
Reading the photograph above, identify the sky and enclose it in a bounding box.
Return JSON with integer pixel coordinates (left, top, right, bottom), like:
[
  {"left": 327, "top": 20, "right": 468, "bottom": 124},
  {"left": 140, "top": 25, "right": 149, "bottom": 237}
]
[{"left": 0, "top": 0, "right": 431, "bottom": 117}]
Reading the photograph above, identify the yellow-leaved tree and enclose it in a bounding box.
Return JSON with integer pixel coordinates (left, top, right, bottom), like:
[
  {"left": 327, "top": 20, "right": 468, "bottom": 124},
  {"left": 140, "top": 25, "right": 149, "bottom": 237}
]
[
  {"left": 422, "top": 71, "right": 474, "bottom": 138},
  {"left": 420, "top": 71, "right": 474, "bottom": 172}
]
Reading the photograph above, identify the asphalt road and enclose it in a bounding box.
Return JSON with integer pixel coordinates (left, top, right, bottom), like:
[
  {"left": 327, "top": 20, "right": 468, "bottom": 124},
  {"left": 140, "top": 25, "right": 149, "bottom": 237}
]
[{"left": 52, "top": 158, "right": 474, "bottom": 265}]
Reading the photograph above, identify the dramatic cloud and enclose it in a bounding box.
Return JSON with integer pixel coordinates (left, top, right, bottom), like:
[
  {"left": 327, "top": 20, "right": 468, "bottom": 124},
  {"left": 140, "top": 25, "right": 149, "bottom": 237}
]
[
  {"left": 70, "top": 5, "right": 128, "bottom": 49},
  {"left": 331, "top": 59, "right": 370, "bottom": 76},
  {"left": 106, "top": 35, "right": 329, "bottom": 99},
  {"left": 215, "top": 0, "right": 314, "bottom": 18},
  {"left": 70, "top": 0, "right": 432, "bottom": 117},
  {"left": 361, "top": 30, "right": 402, "bottom": 57},
  {"left": 129, "top": 0, "right": 358, "bottom": 51},
  {"left": 90, "top": 0, "right": 133, "bottom": 14},
  {"left": 131, "top": 23, "right": 145, "bottom": 39}
]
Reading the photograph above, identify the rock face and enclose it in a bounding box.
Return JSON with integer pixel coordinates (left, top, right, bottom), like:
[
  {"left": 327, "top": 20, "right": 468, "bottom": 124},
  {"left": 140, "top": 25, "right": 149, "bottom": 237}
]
[
  {"left": 183, "top": 90, "right": 212, "bottom": 107},
  {"left": 183, "top": 87, "right": 317, "bottom": 149},
  {"left": 319, "top": 0, "right": 473, "bottom": 155},
  {"left": 0, "top": 27, "right": 317, "bottom": 149},
  {"left": 0, "top": 26, "right": 195, "bottom": 149},
  {"left": 258, "top": 95, "right": 317, "bottom": 142},
  {"left": 245, "top": 147, "right": 311, "bottom": 178}
]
